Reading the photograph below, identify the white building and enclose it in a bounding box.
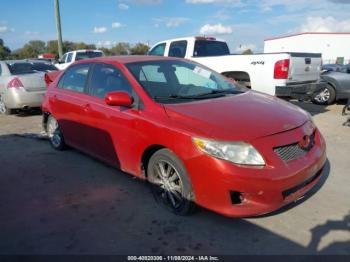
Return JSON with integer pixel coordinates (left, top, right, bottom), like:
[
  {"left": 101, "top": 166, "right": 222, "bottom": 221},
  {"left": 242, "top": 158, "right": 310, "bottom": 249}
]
[{"left": 264, "top": 32, "right": 350, "bottom": 64}]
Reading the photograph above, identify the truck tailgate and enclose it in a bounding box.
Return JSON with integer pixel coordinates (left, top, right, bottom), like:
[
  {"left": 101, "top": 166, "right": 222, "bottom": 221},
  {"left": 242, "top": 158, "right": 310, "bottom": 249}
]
[{"left": 288, "top": 53, "right": 321, "bottom": 83}]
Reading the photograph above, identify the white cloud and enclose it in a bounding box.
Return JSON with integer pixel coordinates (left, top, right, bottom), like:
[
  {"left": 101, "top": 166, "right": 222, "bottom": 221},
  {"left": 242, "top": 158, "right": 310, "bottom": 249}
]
[
  {"left": 112, "top": 22, "right": 125, "bottom": 29},
  {"left": 235, "top": 43, "right": 256, "bottom": 52},
  {"left": 24, "top": 31, "right": 40, "bottom": 36},
  {"left": 0, "top": 25, "right": 12, "bottom": 33},
  {"left": 300, "top": 16, "right": 350, "bottom": 32},
  {"left": 93, "top": 26, "right": 107, "bottom": 33},
  {"left": 118, "top": 3, "right": 129, "bottom": 10},
  {"left": 97, "top": 40, "right": 117, "bottom": 47},
  {"left": 186, "top": 0, "right": 242, "bottom": 4},
  {"left": 129, "top": 0, "right": 162, "bottom": 4},
  {"left": 199, "top": 23, "right": 232, "bottom": 35},
  {"left": 153, "top": 17, "right": 189, "bottom": 28}
]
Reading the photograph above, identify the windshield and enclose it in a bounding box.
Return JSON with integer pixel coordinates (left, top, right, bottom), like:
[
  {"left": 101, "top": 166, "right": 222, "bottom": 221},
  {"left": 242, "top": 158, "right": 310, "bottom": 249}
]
[
  {"left": 126, "top": 60, "right": 243, "bottom": 104},
  {"left": 76, "top": 51, "right": 103, "bottom": 61},
  {"left": 7, "top": 62, "right": 35, "bottom": 75},
  {"left": 193, "top": 40, "right": 230, "bottom": 57}
]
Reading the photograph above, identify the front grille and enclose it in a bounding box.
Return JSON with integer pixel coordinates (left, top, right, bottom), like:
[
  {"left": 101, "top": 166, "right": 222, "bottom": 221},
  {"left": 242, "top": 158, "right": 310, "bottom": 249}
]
[{"left": 274, "top": 132, "right": 315, "bottom": 162}]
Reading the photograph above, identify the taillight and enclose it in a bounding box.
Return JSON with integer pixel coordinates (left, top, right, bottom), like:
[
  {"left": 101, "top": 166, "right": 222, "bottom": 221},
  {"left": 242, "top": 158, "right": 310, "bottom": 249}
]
[
  {"left": 7, "top": 77, "right": 24, "bottom": 89},
  {"left": 274, "top": 59, "right": 290, "bottom": 79},
  {"left": 44, "top": 73, "right": 52, "bottom": 87}
]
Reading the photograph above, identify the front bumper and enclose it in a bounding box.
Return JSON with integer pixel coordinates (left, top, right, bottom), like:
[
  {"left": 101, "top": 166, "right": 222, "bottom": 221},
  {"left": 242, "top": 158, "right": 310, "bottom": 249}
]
[
  {"left": 3, "top": 88, "right": 45, "bottom": 109},
  {"left": 185, "top": 126, "right": 327, "bottom": 218},
  {"left": 275, "top": 81, "right": 326, "bottom": 100}
]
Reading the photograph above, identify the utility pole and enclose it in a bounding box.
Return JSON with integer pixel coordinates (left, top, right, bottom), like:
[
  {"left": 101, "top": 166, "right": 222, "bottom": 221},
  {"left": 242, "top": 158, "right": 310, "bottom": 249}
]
[{"left": 54, "top": 0, "right": 63, "bottom": 58}]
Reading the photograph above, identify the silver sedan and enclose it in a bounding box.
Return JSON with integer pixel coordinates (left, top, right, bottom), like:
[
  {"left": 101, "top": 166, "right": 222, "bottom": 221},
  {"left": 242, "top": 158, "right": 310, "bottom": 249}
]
[{"left": 0, "top": 61, "right": 50, "bottom": 114}]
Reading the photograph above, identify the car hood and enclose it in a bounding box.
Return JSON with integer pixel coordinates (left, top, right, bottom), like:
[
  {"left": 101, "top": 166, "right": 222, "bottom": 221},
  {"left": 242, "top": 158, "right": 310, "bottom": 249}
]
[{"left": 163, "top": 91, "right": 309, "bottom": 141}]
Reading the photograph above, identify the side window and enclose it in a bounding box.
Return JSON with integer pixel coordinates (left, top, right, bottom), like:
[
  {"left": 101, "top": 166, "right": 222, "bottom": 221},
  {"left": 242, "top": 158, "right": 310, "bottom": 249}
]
[
  {"left": 61, "top": 54, "right": 67, "bottom": 63},
  {"left": 139, "top": 65, "right": 166, "bottom": 83},
  {"left": 60, "top": 64, "right": 90, "bottom": 93},
  {"left": 149, "top": 43, "right": 166, "bottom": 56},
  {"left": 66, "top": 53, "right": 73, "bottom": 63},
  {"left": 169, "top": 41, "right": 187, "bottom": 58},
  {"left": 88, "top": 63, "right": 133, "bottom": 99}
]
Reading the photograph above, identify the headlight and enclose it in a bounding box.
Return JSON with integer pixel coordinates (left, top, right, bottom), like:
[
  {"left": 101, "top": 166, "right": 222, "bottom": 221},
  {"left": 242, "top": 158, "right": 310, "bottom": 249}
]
[{"left": 193, "top": 137, "right": 265, "bottom": 166}]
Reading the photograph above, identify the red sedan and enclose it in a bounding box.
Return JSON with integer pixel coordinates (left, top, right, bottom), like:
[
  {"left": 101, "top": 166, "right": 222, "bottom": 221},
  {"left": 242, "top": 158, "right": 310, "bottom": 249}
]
[{"left": 42, "top": 56, "right": 327, "bottom": 217}]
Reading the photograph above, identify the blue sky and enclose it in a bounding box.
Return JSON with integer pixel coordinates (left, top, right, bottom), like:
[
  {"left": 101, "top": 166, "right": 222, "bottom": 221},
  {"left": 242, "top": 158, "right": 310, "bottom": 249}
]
[{"left": 1, "top": 0, "right": 350, "bottom": 52}]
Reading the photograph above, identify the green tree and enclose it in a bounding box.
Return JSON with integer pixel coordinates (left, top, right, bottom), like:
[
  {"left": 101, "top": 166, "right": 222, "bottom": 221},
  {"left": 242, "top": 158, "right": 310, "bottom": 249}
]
[
  {"left": 130, "top": 43, "right": 149, "bottom": 55},
  {"left": 242, "top": 49, "right": 253, "bottom": 55},
  {"left": 99, "top": 47, "right": 113, "bottom": 56},
  {"left": 110, "top": 42, "right": 130, "bottom": 55},
  {"left": 0, "top": 39, "right": 11, "bottom": 59},
  {"left": 15, "top": 40, "right": 46, "bottom": 59},
  {"left": 74, "top": 42, "right": 96, "bottom": 50}
]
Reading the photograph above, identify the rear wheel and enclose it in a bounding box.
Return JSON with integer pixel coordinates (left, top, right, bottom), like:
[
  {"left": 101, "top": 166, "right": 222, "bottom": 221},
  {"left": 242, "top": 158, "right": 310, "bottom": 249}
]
[
  {"left": 312, "top": 84, "right": 336, "bottom": 105},
  {"left": 0, "top": 97, "right": 13, "bottom": 115},
  {"left": 147, "top": 149, "right": 196, "bottom": 216},
  {"left": 46, "top": 115, "right": 66, "bottom": 150}
]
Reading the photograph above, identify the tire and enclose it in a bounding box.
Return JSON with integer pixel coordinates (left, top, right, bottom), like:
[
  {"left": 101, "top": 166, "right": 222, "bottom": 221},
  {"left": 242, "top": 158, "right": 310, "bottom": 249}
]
[
  {"left": 0, "top": 97, "right": 13, "bottom": 115},
  {"left": 147, "top": 149, "right": 196, "bottom": 216},
  {"left": 312, "top": 84, "right": 336, "bottom": 105},
  {"left": 46, "top": 115, "right": 66, "bottom": 150}
]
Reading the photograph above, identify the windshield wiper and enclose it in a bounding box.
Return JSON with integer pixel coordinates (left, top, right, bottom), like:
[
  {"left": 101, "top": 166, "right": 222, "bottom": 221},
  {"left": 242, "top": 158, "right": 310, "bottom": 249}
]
[{"left": 154, "top": 89, "right": 243, "bottom": 101}]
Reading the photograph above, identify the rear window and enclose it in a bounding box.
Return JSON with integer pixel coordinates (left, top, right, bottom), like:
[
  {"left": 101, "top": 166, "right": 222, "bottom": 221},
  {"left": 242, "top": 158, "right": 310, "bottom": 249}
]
[
  {"left": 76, "top": 51, "right": 103, "bottom": 61},
  {"left": 31, "top": 63, "right": 58, "bottom": 72},
  {"left": 193, "top": 40, "right": 230, "bottom": 57},
  {"left": 6, "top": 63, "right": 35, "bottom": 75}
]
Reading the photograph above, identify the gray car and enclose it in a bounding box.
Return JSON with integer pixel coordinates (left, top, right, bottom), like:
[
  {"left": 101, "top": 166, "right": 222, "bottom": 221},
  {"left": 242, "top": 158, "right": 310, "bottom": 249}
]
[
  {"left": 0, "top": 60, "right": 48, "bottom": 114},
  {"left": 312, "top": 65, "right": 350, "bottom": 105}
]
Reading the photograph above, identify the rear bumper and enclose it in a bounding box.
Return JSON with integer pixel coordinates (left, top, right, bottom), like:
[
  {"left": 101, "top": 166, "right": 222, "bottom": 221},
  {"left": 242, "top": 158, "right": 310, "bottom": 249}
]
[
  {"left": 3, "top": 88, "right": 45, "bottom": 109},
  {"left": 275, "top": 81, "right": 326, "bottom": 99}
]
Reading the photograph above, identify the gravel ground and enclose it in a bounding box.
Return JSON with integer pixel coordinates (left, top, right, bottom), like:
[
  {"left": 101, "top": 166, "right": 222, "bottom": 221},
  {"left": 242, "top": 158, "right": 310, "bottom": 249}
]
[{"left": 0, "top": 102, "right": 349, "bottom": 255}]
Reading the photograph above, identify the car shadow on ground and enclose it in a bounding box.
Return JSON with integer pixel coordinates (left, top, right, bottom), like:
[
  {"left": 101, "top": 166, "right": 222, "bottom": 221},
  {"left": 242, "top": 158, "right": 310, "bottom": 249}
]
[
  {"left": 0, "top": 134, "right": 348, "bottom": 255},
  {"left": 290, "top": 101, "right": 329, "bottom": 116},
  {"left": 12, "top": 108, "right": 42, "bottom": 117}
]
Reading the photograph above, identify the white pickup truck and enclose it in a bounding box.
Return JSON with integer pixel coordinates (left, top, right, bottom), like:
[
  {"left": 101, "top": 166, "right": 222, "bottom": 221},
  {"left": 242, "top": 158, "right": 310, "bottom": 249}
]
[
  {"left": 149, "top": 36, "right": 325, "bottom": 99},
  {"left": 55, "top": 49, "right": 104, "bottom": 70}
]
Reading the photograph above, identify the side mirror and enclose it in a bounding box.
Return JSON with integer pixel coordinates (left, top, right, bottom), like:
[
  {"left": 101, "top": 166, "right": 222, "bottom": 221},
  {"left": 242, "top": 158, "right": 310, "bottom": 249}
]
[{"left": 105, "top": 91, "right": 133, "bottom": 107}]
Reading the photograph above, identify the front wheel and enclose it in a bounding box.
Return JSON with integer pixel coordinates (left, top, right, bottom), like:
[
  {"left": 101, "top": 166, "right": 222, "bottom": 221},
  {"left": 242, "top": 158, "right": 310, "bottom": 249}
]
[
  {"left": 312, "top": 84, "right": 336, "bottom": 105},
  {"left": 46, "top": 115, "right": 66, "bottom": 150},
  {"left": 147, "top": 149, "right": 196, "bottom": 216}
]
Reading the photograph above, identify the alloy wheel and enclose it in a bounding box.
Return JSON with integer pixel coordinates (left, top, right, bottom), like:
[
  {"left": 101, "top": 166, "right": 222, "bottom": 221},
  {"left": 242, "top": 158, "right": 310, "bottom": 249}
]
[
  {"left": 314, "top": 88, "right": 330, "bottom": 103},
  {"left": 47, "top": 116, "right": 62, "bottom": 148},
  {"left": 152, "top": 160, "right": 184, "bottom": 209},
  {"left": 0, "top": 99, "right": 7, "bottom": 114}
]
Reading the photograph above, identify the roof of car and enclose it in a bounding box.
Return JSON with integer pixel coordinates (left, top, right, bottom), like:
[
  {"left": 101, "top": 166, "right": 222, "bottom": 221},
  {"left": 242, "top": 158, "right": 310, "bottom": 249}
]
[{"left": 75, "top": 55, "right": 184, "bottom": 65}]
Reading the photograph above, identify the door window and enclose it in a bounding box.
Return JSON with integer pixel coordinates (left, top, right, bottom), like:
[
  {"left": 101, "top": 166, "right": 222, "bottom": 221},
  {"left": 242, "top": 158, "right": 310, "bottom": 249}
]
[
  {"left": 88, "top": 63, "right": 133, "bottom": 99},
  {"left": 149, "top": 43, "right": 166, "bottom": 56},
  {"left": 169, "top": 41, "right": 187, "bottom": 58},
  {"left": 60, "top": 54, "right": 67, "bottom": 63},
  {"left": 66, "top": 53, "right": 73, "bottom": 63},
  {"left": 59, "top": 64, "right": 90, "bottom": 93}
]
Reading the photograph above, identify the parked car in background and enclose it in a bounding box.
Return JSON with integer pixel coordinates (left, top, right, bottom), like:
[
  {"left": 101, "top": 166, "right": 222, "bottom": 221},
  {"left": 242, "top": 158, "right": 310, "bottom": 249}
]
[
  {"left": 148, "top": 36, "right": 325, "bottom": 100},
  {"left": 43, "top": 56, "right": 326, "bottom": 218},
  {"left": 313, "top": 65, "right": 350, "bottom": 105},
  {"left": 0, "top": 60, "right": 47, "bottom": 114},
  {"left": 322, "top": 64, "right": 344, "bottom": 72},
  {"left": 55, "top": 50, "right": 104, "bottom": 70}
]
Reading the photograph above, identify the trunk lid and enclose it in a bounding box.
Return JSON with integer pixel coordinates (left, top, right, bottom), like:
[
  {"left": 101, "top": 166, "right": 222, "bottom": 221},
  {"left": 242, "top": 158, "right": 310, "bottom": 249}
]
[{"left": 17, "top": 72, "right": 47, "bottom": 92}]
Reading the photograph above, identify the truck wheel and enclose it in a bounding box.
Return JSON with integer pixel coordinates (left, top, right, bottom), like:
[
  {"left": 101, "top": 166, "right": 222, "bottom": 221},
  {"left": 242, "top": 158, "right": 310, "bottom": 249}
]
[
  {"left": 147, "top": 149, "right": 196, "bottom": 216},
  {"left": 312, "top": 84, "right": 336, "bottom": 105}
]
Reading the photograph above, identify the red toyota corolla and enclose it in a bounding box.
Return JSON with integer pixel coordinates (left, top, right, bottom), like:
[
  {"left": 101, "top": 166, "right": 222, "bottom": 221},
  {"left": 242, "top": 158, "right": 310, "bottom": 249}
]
[{"left": 42, "top": 56, "right": 326, "bottom": 217}]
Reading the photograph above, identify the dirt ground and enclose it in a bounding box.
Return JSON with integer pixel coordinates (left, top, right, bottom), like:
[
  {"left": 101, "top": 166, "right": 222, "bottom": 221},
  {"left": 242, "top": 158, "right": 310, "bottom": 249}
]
[{"left": 0, "top": 102, "right": 349, "bottom": 255}]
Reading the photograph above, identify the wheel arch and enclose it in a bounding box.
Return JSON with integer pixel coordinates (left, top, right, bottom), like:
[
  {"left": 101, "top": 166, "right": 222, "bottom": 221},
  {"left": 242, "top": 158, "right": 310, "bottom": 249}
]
[
  {"left": 141, "top": 144, "right": 167, "bottom": 177},
  {"left": 221, "top": 71, "right": 251, "bottom": 88}
]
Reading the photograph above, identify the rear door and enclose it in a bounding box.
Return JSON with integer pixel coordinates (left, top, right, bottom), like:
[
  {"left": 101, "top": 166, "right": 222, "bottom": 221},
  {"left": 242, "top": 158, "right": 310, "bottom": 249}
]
[
  {"left": 288, "top": 53, "right": 322, "bottom": 83},
  {"left": 51, "top": 63, "right": 91, "bottom": 150}
]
